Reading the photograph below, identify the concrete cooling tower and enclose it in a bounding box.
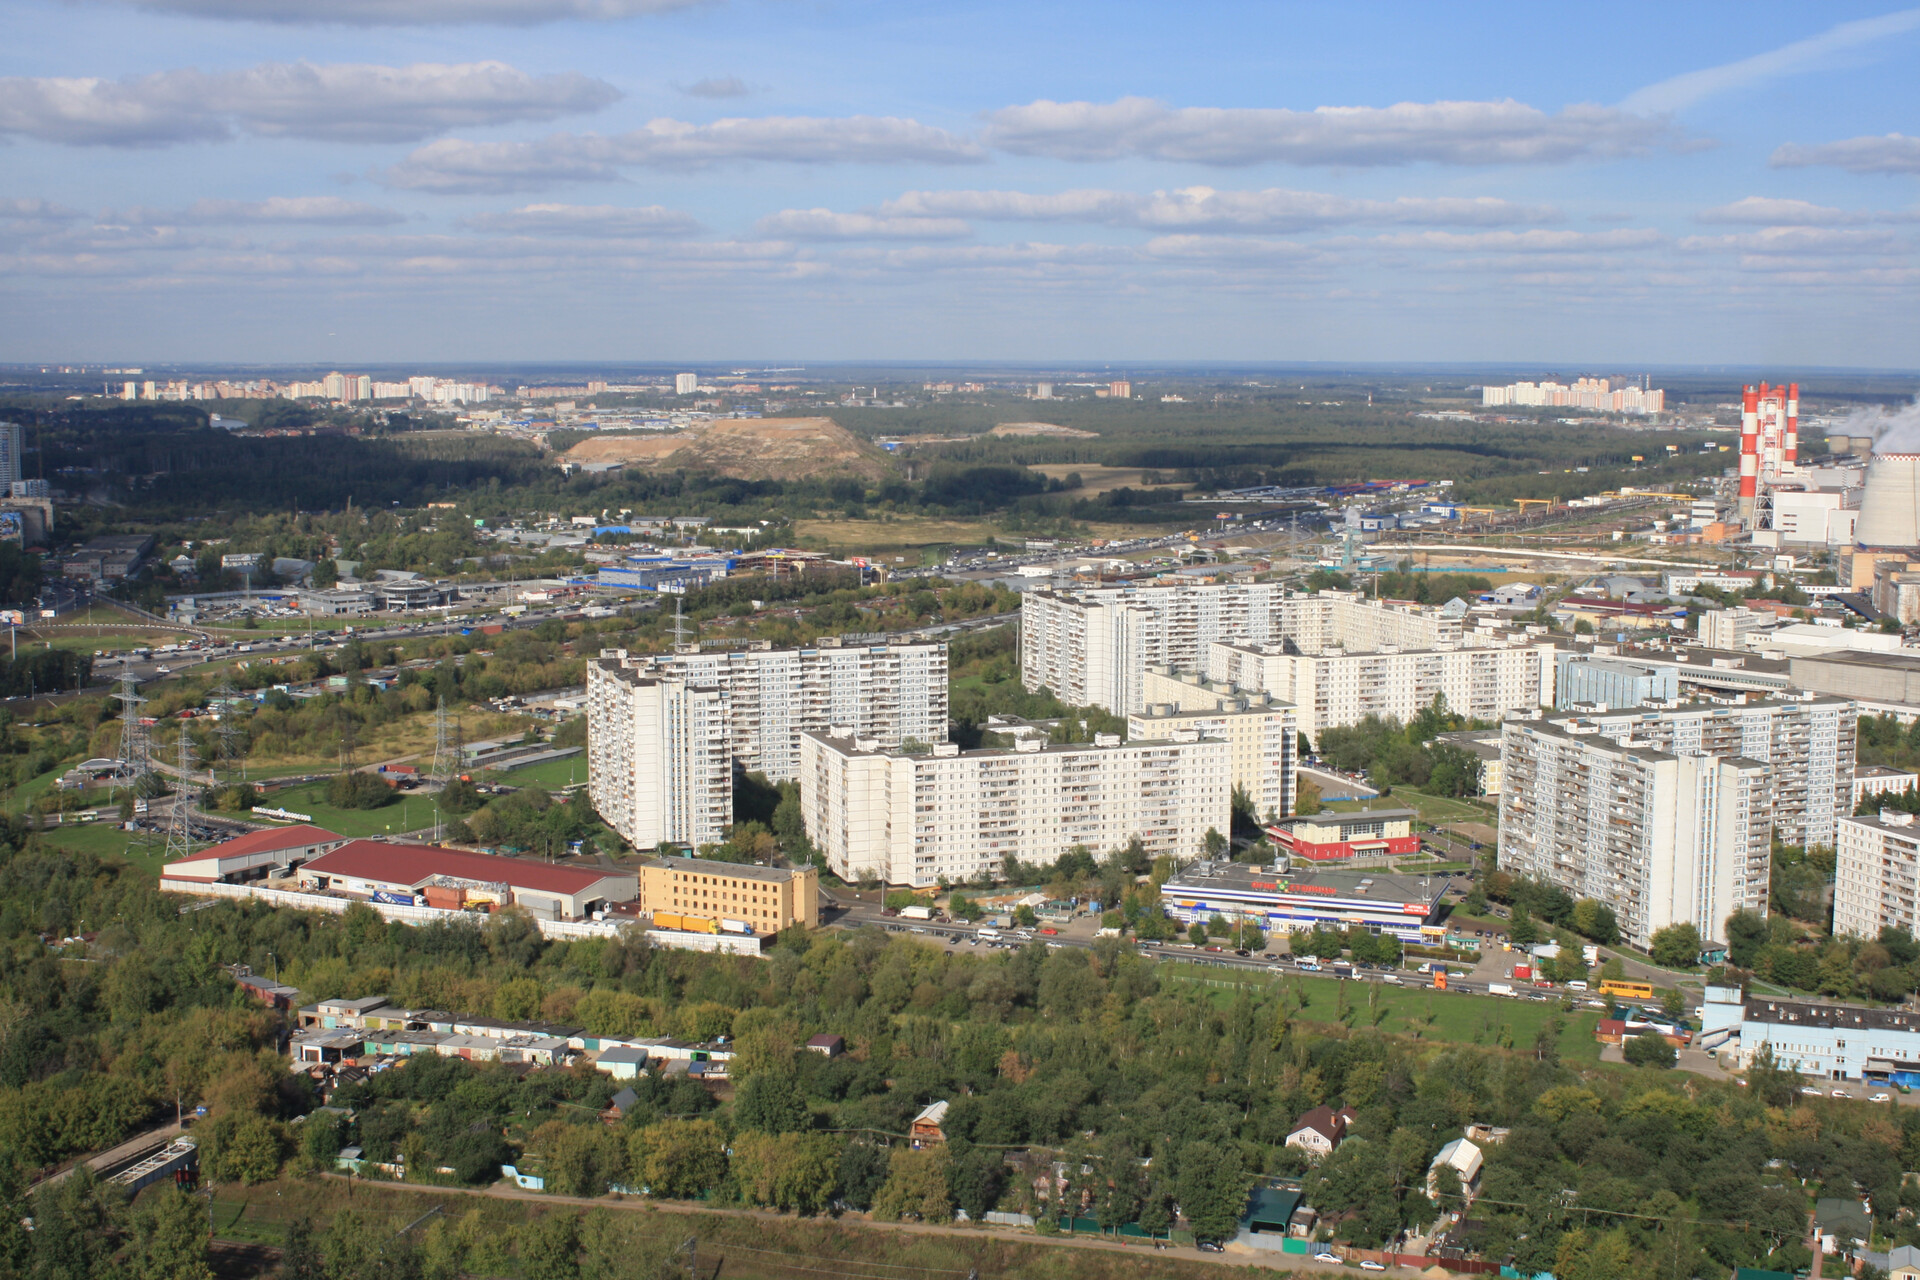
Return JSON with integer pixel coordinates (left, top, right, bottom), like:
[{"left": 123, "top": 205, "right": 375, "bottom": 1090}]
[{"left": 1856, "top": 452, "right": 1920, "bottom": 549}]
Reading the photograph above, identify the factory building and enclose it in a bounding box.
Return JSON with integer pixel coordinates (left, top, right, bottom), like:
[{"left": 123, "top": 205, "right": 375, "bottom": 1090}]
[
  {"left": 296, "top": 841, "right": 637, "bottom": 922},
  {"left": 799, "top": 728, "right": 1232, "bottom": 887},
  {"left": 1157, "top": 862, "right": 1448, "bottom": 942},
  {"left": 1020, "top": 584, "right": 1466, "bottom": 715},
  {"left": 586, "top": 639, "right": 947, "bottom": 850},
  {"left": 634, "top": 857, "right": 819, "bottom": 934},
  {"left": 1499, "top": 718, "right": 1772, "bottom": 948},
  {"left": 1553, "top": 653, "right": 1679, "bottom": 710}
]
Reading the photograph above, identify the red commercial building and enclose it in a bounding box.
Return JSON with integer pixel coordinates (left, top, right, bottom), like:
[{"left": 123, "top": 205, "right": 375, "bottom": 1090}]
[{"left": 1266, "top": 807, "right": 1420, "bottom": 862}]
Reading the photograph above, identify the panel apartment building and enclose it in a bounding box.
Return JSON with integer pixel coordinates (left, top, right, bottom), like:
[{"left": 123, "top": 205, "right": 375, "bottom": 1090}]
[
  {"left": 1833, "top": 811, "right": 1920, "bottom": 943},
  {"left": 1199, "top": 638, "right": 1554, "bottom": 737},
  {"left": 1552, "top": 696, "right": 1855, "bottom": 849},
  {"left": 1498, "top": 717, "right": 1772, "bottom": 948},
  {"left": 1020, "top": 584, "right": 1467, "bottom": 715},
  {"left": 798, "top": 706, "right": 1278, "bottom": 886},
  {"left": 588, "top": 638, "right": 948, "bottom": 850}
]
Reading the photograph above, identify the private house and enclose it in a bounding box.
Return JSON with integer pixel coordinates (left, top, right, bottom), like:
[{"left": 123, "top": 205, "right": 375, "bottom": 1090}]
[
  {"left": 910, "top": 1101, "right": 949, "bottom": 1147},
  {"left": 1888, "top": 1243, "right": 1920, "bottom": 1280},
  {"left": 806, "top": 1034, "right": 846, "bottom": 1058},
  {"left": 1283, "top": 1105, "right": 1356, "bottom": 1158},
  {"left": 1428, "top": 1138, "right": 1484, "bottom": 1201}
]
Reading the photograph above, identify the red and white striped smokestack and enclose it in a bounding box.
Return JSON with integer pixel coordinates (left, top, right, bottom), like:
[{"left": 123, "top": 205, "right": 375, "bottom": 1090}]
[
  {"left": 1785, "top": 381, "right": 1799, "bottom": 463},
  {"left": 1739, "top": 385, "right": 1760, "bottom": 519}
]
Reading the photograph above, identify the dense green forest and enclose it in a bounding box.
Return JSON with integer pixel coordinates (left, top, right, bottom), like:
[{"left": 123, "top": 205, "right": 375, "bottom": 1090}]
[{"left": 0, "top": 824, "right": 1910, "bottom": 1280}]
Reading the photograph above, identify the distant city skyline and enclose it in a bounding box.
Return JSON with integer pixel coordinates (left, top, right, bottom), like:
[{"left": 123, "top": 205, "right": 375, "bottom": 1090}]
[{"left": 2, "top": 1, "right": 1918, "bottom": 366}]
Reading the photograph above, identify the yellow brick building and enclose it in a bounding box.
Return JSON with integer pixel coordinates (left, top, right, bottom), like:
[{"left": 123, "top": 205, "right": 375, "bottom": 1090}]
[{"left": 637, "top": 858, "right": 819, "bottom": 934}]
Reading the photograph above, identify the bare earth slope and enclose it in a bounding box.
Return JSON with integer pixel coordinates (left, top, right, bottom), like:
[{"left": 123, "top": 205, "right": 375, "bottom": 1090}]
[{"left": 559, "top": 417, "right": 897, "bottom": 482}]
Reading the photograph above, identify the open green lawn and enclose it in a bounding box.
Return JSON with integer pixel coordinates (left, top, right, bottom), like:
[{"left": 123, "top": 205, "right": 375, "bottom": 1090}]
[
  {"left": 34, "top": 819, "right": 186, "bottom": 875},
  {"left": 491, "top": 754, "right": 586, "bottom": 790},
  {"left": 250, "top": 779, "right": 443, "bottom": 838},
  {"left": 1329, "top": 788, "right": 1495, "bottom": 826},
  {"left": 1160, "top": 961, "right": 1603, "bottom": 1059}
]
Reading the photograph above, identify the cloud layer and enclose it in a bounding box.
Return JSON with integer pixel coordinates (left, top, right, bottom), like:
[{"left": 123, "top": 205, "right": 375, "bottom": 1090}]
[
  {"left": 982, "top": 97, "right": 1674, "bottom": 166},
  {"left": 106, "top": 196, "right": 407, "bottom": 225},
  {"left": 1772, "top": 134, "right": 1920, "bottom": 175},
  {"left": 460, "top": 202, "right": 699, "bottom": 235},
  {"left": 89, "top": 0, "right": 707, "bottom": 24},
  {"left": 881, "top": 186, "right": 1562, "bottom": 232},
  {"left": 0, "top": 61, "right": 619, "bottom": 146},
  {"left": 379, "top": 116, "right": 985, "bottom": 192}
]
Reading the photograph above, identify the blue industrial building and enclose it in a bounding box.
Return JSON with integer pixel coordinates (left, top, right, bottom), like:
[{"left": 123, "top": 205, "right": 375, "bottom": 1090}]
[
  {"left": 1704, "top": 987, "right": 1920, "bottom": 1084},
  {"left": 1554, "top": 652, "right": 1680, "bottom": 710}
]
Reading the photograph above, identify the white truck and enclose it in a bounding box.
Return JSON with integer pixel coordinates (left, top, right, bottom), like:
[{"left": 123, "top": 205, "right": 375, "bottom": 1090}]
[
  {"left": 976, "top": 927, "right": 1002, "bottom": 941},
  {"left": 1489, "top": 983, "right": 1516, "bottom": 996},
  {"left": 899, "top": 905, "right": 934, "bottom": 921}
]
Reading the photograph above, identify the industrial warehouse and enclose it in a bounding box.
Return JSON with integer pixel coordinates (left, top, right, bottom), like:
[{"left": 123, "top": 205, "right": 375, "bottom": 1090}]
[
  {"left": 1158, "top": 861, "right": 1450, "bottom": 941},
  {"left": 161, "top": 829, "right": 818, "bottom": 941}
]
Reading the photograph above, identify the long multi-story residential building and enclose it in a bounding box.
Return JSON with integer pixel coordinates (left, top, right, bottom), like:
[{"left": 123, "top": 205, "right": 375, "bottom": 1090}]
[
  {"left": 1199, "top": 639, "right": 1553, "bottom": 736},
  {"left": 1833, "top": 811, "right": 1920, "bottom": 943},
  {"left": 1552, "top": 696, "right": 1854, "bottom": 848},
  {"left": 799, "top": 726, "right": 1233, "bottom": 887},
  {"left": 1021, "top": 584, "right": 1468, "bottom": 714},
  {"left": 1124, "top": 695, "right": 1296, "bottom": 824},
  {"left": 588, "top": 639, "right": 948, "bottom": 850},
  {"left": 1498, "top": 717, "right": 1771, "bottom": 948}
]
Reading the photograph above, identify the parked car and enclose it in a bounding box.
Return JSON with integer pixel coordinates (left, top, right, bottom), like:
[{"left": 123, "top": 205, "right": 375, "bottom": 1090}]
[
  {"left": 1831, "top": 1089, "right": 1849, "bottom": 1098},
  {"left": 1872, "top": 1093, "right": 1892, "bottom": 1103},
  {"left": 1314, "top": 1252, "right": 1342, "bottom": 1264},
  {"left": 1800, "top": 1087, "right": 1823, "bottom": 1096},
  {"left": 1360, "top": 1264, "right": 1388, "bottom": 1273}
]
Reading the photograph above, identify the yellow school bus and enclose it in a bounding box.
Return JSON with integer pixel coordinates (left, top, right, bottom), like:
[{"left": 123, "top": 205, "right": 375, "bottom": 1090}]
[{"left": 1599, "top": 980, "right": 1655, "bottom": 1001}]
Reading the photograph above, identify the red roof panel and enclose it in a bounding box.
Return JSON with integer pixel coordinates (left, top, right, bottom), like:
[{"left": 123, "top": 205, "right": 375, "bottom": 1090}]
[
  {"left": 301, "top": 841, "right": 621, "bottom": 896},
  {"left": 167, "top": 824, "right": 344, "bottom": 867}
]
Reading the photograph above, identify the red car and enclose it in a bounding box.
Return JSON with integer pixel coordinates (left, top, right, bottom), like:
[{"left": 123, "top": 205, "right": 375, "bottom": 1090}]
[{"left": 1039, "top": 927, "right": 1059, "bottom": 936}]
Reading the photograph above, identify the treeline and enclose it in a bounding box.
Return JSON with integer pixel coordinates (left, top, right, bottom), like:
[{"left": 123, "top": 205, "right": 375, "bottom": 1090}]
[{"left": 1309, "top": 697, "right": 1483, "bottom": 798}]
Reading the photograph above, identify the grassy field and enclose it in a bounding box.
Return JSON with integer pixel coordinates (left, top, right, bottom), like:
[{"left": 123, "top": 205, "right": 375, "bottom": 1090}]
[
  {"left": 202, "top": 1176, "right": 1300, "bottom": 1280},
  {"left": 250, "top": 780, "right": 443, "bottom": 838},
  {"left": 490, "top": 754, "right": 587, "bottom": 790},
  {"left": 1028, "top": 464, "right": 1191, "bottom": 497},
  {"left": 33, "top": 819, "right": 189, "bottom": 875},
  {"left": 1326, "top": 788, "right": 1496, "bottom": 827},
  {"left": 1160, "top": 962, "right": 1604, "bottom": 1061}
]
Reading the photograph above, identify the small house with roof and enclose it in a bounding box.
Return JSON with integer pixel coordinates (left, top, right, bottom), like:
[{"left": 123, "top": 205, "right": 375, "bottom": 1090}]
[
  {"left": 910, "top": 1101, "right": 949, "bottom": 1148},
  {"left": 1284, "top": 1105, "right": 1356, "bottom": 1158}
]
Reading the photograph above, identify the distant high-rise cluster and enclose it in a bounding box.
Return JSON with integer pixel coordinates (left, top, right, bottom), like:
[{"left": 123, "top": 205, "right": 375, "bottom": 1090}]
[
  {"left": 1481, "top": 376, "right": 1664, "bottom": 415},
  {"left": 119, "top": 373, "right": 497, "bottom": 404}
]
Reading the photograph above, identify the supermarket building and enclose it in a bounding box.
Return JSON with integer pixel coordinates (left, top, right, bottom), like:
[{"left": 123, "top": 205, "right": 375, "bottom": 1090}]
[{"left": 1159, "top": 861, "right": 1448, "bottom": 940}]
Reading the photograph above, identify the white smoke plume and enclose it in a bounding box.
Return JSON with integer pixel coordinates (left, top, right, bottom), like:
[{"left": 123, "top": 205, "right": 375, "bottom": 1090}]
[{"left": 1852, "top": 398, "right": 1920, "bottom": 455}]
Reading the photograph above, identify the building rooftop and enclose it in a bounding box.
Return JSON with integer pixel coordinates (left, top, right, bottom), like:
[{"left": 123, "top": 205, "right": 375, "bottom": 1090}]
[
  {"left": 644, "top": 857, "right": 809, "bottom": 885},
  {"left": 302, "top": 841, "right": 626, "bottom": 896},
  {"left": 168, "top": 824, "right": 344, "bottom": 867},
  {"left": 1745, "top": 995, "right": 1920, "bottom": 1034},
  {"left": 1161, "top": 860, "right": 1448, "bottom": 908},
  {"left": 1857, "top": 765, "right": 1919, "bottom": 779}
]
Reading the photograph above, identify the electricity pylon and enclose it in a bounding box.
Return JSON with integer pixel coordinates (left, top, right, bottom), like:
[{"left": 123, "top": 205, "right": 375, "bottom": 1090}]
[
  {"left": 110, "top": 669, "right": 151, "bottom": 799},
  {"left": 162, "top": 732, "right": 198, "bottom": 864}
]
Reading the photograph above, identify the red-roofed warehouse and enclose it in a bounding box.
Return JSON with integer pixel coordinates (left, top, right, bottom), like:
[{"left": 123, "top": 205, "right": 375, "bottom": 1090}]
[
  {"left": 163, "top": 825, "right": 347, "bottom": 884},
  {"left": 298, "top": 841, "right": 637, "bottom": 921}
]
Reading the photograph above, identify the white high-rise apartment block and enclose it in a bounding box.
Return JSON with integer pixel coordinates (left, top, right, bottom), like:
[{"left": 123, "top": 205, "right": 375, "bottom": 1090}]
[
  {"left": 587, "top": 667, "right": 731, "bottom": 850},
  {"left": 354, "top": 375, "right": 372, "bottom": 402},
  {"left": 0, "top": 422, "right": 21, "bottom": 491},
  {"left": 1499, "top": 718, "right": 1771, "bottom": 947},
  {"left": 1834, "top": 812, "right": 1920, "bottom": 942},
  {"left": 1125, "top": 695, "right": 1296, "bottom": 823},
  {"left": 1199, "top": 639, "right": 1553, "bottom": 737},
  {"left": 588, "top": 640, "right": 948, "bottom": 849},
  {"left": 800, "top": 728, "right": 1232, "bottom": 887},
  {"left": 1551, "top": 697, "right": 1854, "bottom": 849},
  {"left": 1481, "top": 378, "right": 1664, "bottom": 415},
  {"left": 1021, "top": 584, "right": 1468, "bottom": 715},
  {"left": 633, "top": 639, "right": 948, "bottom": 782},
  {"left": 322, "top": 372, "right": 348, "bottom": 401},
  {"left": 675, "top": 373, "right": 699, "bottom": 395}
]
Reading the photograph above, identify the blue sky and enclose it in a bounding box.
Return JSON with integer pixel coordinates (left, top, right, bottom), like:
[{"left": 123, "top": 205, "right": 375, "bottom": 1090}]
[{"left": 2, "top": 0, "right": 1918, "bottom": 366}]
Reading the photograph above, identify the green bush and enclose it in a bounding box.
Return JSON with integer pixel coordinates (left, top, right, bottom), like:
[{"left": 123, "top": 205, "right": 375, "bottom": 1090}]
[{"left": 326, "top": 770, "right": 396, "bottom": 810}]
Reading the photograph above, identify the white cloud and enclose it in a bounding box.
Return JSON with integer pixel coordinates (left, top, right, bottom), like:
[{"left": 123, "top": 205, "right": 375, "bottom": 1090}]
[
  {"left": 107, "top": 196, "right": 407, "bottom": 225},
  {"left": 0, "top": 197, "right": 81, "bottom": 220},
  {"left": 1622, "top": 9, "right": 1920, "bottom": 115},
  {"left": 883, "top": 185, "right": 1560, "bottom": 231},
  {"left": 1679, "top": 227, "right": 1903, "bottom": 255},
  {"left": 679, "top": 77, "right": 749, "bottom": 99},
  {"left": 981, "top": 97, "right": 1672, "bottom": 166},
  {"left": 461, "top": 202, "right": 699, "bottom": 235},
  {"left": 1772, "top": 134, "right": 1920, "bottom": 175},
  {"left": 754, "top": 209, "right": 971, "bottom": 240},
  {"left": 1365, "top": 228, "right": 1665, "bottom": 252},
  {"left": 0, "top": 61, "right": 618, "bottom": 147},
  {"left": 379, "top": 116, "right": 985, "bottom": 192},
  {"left": 86, "top": 0, "right": 707, "bottom": 23},
  {"left": 1695, "top": 196, "right": 1860, "bottom": 226}
]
